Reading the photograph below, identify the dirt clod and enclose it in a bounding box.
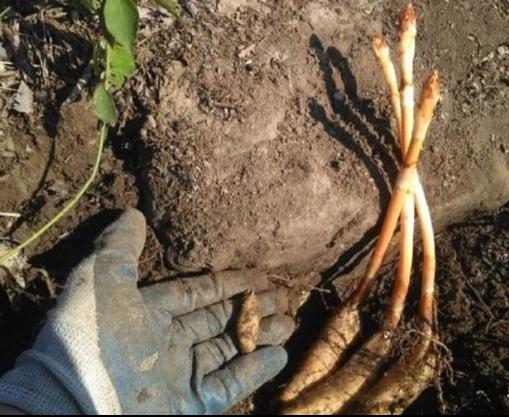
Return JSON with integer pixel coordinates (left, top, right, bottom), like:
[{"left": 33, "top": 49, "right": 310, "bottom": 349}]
[{"left": 136, "top": 0, "right": 509, "bottom": 276}]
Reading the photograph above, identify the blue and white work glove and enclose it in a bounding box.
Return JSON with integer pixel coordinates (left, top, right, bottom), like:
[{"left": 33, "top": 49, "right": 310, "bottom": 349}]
[{"left": 0, "top": 209, "right": 295, "bottom": 414}]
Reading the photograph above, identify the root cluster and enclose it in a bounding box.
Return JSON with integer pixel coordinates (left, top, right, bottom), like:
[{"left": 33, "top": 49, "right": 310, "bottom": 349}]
[{"left": 278, "top": 4, "right": 441, "bottom": 415}]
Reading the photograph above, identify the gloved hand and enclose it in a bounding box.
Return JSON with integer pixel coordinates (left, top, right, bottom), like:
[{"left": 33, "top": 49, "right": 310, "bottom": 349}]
[{"left": 0, "top": 209, "right": 295, "bottom": 414}]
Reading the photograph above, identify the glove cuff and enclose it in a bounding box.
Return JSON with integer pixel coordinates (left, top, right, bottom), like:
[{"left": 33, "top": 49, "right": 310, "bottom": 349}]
[
  {"left": 0, "top": 307, "right": 122, "bottom": 415},
  {"left": 0, "top": 351, "right": 82, "bottom": 415}
]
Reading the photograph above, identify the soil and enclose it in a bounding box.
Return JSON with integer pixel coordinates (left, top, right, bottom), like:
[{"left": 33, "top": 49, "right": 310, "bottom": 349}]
[
  {"left": 432, "top": 204, "right": 509, "bottom": 414},
  {"left": 136, "top": 0, "right": 509, "bottom": 274},
  {"left": 0, "top": 0, "right": 508, "bottom": 414}
]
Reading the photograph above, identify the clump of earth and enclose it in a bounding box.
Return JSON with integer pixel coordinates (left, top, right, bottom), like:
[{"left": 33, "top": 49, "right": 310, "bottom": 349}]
[{"left": 134, "top": 0, "right": 509, "bottom": 275}]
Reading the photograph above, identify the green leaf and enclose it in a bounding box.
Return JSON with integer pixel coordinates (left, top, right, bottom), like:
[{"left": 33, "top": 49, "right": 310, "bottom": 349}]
[
  {"left": 153, "top": 0, "right": 180, "bottom": 18},
  {"left": 107, "top": 42, "right": 136, "bottom": 88},
  {"left": 94, "top": 84, "right": 117, "bottom": 126},
  {"left": 103, "top": 0, "right": 139, "bottom": 53}
]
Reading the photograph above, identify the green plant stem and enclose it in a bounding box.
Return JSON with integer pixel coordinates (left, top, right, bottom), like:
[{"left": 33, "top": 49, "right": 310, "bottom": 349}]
[
  {"left": 105, "top": 42, "right": 112, "bottom": 89},
  {"left": 0, "top": 6, "right": 11, "bottom": 20},
  {"left": 0, "top": 123, "right": 108, "bottom": 266}
]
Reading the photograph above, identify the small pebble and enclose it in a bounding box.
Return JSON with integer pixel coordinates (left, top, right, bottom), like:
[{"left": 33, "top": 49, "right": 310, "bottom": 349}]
[
  {"left": 497, "top": 44, "right": 509, "bottom": 58},
  {"left": 238, "top": 44, "right": 255, "bottom": 59},
  {"left": 147, "top": 115, "right": 157, "bottom": 129},
  {"left": 333, "top": 91, "right": 343, "bottom": 102},
  {"left": 245, "top": 60, "right": 254, "bottom": 72}
]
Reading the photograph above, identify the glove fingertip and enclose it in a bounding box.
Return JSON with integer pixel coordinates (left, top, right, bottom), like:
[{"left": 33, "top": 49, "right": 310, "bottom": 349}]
[
  {"left": 259, "top": 345, "right": 288, "bottom": 375},
  {"left": 201, "top": 346, "right": 288, "bottom": 414},
  {"left": 257, "top": 315, "right": 296, "bottom": 346},
  {"left": 95, "top": 208, "right": 147, "bottom": 260},
  {"left": 233, "top": 346, "right": 288, "bottom": 389}
]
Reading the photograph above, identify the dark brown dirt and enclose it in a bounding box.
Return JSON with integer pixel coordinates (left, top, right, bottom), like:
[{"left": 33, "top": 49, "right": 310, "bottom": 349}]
[
  {"left": 0, "top": 0, "right": 508, "bottom": 414},
  {"left": 432, "top": 204, "right": 509, "bottom": 414}
]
